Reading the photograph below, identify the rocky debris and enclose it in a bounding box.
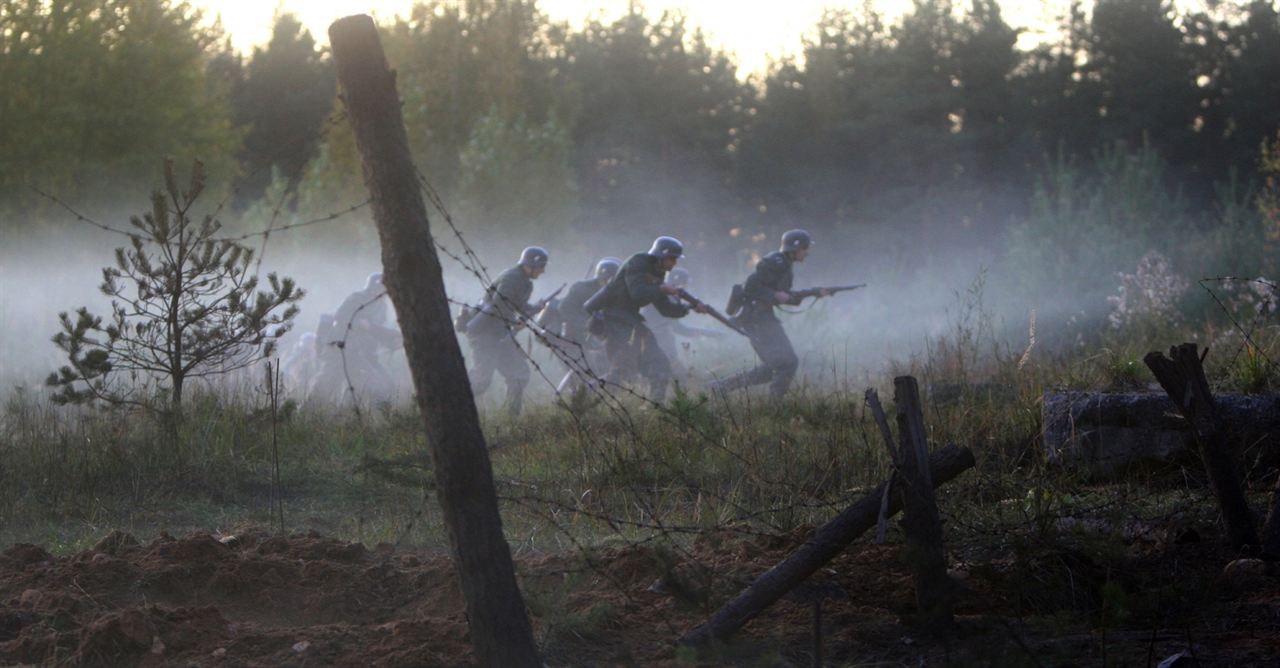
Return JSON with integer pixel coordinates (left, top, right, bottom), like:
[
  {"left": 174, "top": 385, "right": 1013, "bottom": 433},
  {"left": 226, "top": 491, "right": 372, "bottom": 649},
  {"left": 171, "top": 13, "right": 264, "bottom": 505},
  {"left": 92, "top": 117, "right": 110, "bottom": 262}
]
[
  {"left": 1, "top": 544, "right": 51, "bottom": 568},
  {"left": 1042, "top": 391, "right": 1280, "bottom": 475},
  {"left": 1223, "top": 558, "right": 1276, "bottom": 590}
]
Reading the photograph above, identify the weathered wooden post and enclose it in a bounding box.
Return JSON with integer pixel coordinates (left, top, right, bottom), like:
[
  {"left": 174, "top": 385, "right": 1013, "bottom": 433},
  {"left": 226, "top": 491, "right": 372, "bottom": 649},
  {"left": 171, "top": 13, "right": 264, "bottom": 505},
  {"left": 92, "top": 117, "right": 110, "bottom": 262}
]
[
  {"left": 893, "top": 376, "right": 954, "bottom": 631},
  {"left": 328, "top": 15, "right": 540, "bottom": 666},
  {"left": 1144, "top": 343, "right": 1259, "bottom": 552},
  {"left": 680, "top": 444, "right": 975, "bottom": 648}
]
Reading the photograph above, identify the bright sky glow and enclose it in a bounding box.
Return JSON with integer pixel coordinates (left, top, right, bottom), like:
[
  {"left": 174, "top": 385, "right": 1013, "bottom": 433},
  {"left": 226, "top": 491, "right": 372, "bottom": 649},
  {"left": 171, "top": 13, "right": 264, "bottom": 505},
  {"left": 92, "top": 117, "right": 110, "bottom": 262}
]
[{"left": 202, "top": 1, "right": 1064, "bottom": 77}]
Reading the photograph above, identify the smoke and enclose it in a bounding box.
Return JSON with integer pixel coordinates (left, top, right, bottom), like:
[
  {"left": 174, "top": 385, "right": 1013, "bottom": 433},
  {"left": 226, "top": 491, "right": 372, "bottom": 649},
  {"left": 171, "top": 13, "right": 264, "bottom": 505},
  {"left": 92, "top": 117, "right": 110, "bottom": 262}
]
[{"left": 0, "top": 178, "right": 1146, "bottom": 410}]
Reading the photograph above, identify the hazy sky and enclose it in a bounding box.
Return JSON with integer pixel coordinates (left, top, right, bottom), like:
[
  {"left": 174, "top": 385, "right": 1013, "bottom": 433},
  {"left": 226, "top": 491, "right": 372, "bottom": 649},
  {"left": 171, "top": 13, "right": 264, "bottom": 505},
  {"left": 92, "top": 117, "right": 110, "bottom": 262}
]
[{"left": 203, "top": 1, "right": 1063, "bottom": 77}]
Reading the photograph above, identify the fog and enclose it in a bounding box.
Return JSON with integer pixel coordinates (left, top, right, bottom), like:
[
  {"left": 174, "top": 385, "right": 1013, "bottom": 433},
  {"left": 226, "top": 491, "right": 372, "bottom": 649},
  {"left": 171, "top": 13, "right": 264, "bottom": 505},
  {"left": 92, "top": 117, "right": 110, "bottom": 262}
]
[{"left": 0, "top": 191, "right": 1056, "bottom": 411}]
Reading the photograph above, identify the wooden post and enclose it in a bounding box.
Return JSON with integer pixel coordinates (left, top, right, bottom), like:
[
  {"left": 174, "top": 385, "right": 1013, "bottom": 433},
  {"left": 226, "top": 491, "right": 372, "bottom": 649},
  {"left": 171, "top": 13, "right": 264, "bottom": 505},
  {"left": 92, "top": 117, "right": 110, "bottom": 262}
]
[
  {"left": 893, "top": 376, "right": 954, "bottom": 631},
  {"left": 1144, "top": 343, "right": 1259, "bottom": 552},
  {"left": 328, "top": 16, "right": 540, "bottom": 667},
  {"left": 864, "top": 388, "right": 898, "bottom": 544},
  {"left": 680, "top": 444, "right": 976, "bottom": 648}
]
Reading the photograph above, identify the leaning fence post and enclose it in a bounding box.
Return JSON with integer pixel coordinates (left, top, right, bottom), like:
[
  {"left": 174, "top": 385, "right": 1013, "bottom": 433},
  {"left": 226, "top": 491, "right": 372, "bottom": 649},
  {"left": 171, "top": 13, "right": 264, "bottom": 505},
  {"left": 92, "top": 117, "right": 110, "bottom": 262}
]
[{"left": 329, "top": 15, "right": 540, "bottom": 667}]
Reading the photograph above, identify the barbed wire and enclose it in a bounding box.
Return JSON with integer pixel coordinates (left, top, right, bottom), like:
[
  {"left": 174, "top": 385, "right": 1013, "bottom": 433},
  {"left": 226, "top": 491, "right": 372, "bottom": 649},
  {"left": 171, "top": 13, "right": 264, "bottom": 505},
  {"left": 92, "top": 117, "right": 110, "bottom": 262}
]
[
  {"left": 1198, "top": 276, "right": 1278, "bottom": 370},
  {"left": 28, "top": 186, "right": 137, "bottom": 238}
]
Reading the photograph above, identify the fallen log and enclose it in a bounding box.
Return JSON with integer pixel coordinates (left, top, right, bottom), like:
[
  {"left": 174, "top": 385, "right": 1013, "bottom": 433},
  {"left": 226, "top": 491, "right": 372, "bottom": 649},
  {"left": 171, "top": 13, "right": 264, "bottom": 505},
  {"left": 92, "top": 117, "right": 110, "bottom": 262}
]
[
  {"left": 1042, "top": 391, "right": 1280, "bottom": 475},
  {"left": 680, "top": 443, "right": 976, "bottom": 648}
]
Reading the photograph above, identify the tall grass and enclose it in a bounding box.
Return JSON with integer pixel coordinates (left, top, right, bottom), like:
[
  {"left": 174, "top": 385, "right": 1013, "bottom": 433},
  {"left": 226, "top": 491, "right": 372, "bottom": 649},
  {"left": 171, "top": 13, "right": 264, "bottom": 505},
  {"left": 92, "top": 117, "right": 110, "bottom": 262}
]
[{"left": 3, "top": 269, "right": 1273, "bottom": 556}]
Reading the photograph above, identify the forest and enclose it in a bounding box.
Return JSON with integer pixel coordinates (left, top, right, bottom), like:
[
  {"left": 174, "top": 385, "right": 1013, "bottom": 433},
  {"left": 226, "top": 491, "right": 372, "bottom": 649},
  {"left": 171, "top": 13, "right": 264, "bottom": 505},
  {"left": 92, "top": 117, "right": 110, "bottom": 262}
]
[{"left": 1, "top": 0, "right": 1279, "bottom": 666}]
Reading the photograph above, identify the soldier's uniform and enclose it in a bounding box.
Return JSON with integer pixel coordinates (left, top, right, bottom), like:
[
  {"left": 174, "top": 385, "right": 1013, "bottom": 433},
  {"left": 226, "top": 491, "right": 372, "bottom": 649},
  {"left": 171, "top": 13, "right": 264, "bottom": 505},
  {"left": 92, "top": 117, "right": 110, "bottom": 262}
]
[
  {"left": 467, "top": 264, "right": 537, "bottom": 416},
  {"left": 641, "top": 268, "right": 716, "bottom": 382},
  {"left": 559, "top": 278, "right": 603, "bottom": 347},
  {"left": 585, "top": 249, "right": 689, "bottom": 401},
  {"left": 313, "top": 275, "right": 400, "bottom": 404},
  {"left": 715, "top": 251, "right": 801, "bottom": 399},
  {"left": 554, "top": 258, "right": 620, "bottom": 394}
]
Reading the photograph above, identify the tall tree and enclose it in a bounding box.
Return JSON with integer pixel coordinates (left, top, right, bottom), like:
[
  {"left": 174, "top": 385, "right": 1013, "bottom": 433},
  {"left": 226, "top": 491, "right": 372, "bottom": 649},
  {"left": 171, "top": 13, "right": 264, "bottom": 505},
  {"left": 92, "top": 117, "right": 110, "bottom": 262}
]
[
  {"left": 1088, "top": 0, "right": 1197, "bottom": 160},
  {"left": 554, "top": 4, "right": 752, "bottom": 253},
  {"left": 0, "top": 0, "right": 240, "bottom": 220},
  {"left": 233, "top": 12, "right": 335, "bottom": 206},
  {"left": 953, "top": 0, "right": 1022, "bottom": 180},
  {"left": 1219, "top": 1, "right": 1280, "bottom": 178},
  {"left": 297, "top": 0, "right": 566, "bottom": 223}
]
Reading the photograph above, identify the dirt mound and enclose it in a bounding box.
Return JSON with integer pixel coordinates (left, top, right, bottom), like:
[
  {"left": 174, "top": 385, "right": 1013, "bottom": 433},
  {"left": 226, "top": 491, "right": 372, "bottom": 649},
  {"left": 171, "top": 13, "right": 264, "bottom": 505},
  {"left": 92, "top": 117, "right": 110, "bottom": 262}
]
[
  {"left": 0, "top": 530, "right": 472, "bottom": 666},
  {"left": 2, "top": 526, "right": 1277, "bottom": 666}
]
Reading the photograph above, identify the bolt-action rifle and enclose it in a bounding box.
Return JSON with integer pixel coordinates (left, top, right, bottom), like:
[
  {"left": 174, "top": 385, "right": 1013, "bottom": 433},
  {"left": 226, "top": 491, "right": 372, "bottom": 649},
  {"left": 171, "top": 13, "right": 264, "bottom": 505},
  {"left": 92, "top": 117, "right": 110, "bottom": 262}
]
[
  {"left": 726, "top": 283, "right": 867, "bottom": 316},
  {"left": 676, "top": 289, "right": 750, "bottom": 338},
  {"left": 460, "top": 283, "right": 566, "bottom": 335},
  {"left": 787, "top": 283, "right": 866, "bottom": 303},
  {"left": 535, "top": 283, "right": 567, "bottom": 312}
]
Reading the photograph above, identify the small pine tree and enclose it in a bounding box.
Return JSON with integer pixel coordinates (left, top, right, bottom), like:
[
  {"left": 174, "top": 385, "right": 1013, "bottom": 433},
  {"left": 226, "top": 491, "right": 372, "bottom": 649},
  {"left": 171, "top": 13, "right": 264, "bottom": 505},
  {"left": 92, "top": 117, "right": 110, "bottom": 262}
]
[{"left": 47, "top": 159, "right": 304, "bottom": 414}]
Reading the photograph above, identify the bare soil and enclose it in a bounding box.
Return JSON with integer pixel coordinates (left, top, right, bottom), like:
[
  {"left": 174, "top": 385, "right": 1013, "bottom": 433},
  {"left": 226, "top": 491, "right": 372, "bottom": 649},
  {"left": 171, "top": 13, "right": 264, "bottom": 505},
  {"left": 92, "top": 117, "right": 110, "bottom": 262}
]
[{"left": 2, "top": 525, "right": 1277, "bottom": 666}]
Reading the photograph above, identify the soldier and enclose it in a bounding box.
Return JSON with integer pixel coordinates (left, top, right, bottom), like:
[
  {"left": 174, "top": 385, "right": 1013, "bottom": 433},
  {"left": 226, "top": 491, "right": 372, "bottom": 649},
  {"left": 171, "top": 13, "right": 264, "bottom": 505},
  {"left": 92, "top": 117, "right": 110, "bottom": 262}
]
[
  {"left": 555, "top": 257, "right": 621, "bottom": 393},
  {"left": 465, "top": 246, "right": 549, "bottom": 417},
  {"left": 314, "top": 274, "right": 402, "bottom": 404},
  {"left": 710, "top": 229, "right": 829, "bottom": 399},
  {"left": 584, "top": 236, "right": 707, "bottom": 402},
  {"left": 642, "top": 267, "right": 721, "bottom": 382}
]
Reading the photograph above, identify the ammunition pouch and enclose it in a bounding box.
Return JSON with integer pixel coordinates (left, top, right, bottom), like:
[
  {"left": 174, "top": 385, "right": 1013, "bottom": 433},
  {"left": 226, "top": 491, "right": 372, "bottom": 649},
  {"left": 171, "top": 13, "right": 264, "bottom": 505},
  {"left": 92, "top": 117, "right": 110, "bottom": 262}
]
[{"left": 726, "top": 283, "right": 744, "bottom": 316}]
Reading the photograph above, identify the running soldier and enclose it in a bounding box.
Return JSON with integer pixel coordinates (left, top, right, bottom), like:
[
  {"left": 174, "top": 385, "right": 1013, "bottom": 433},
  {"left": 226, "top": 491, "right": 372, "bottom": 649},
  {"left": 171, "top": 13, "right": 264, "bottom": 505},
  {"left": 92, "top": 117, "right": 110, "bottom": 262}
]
[
  {"left": 465, "top": 246, "right": 549, "bottom": 416},
  {"left": 554, "top": 257, "right": 620, "bottom": 393},
  {"left": 642, "top": 267, "right": 721, "bottom": 382},
  {"left": 313, "top": 274, "right": 401, "bottom": 404},
  {"left": 583, "top": 236, "right": 707, "bottom": 402},
  {"left": 710, "top": 229, "right": 829, "bottom": 399}
]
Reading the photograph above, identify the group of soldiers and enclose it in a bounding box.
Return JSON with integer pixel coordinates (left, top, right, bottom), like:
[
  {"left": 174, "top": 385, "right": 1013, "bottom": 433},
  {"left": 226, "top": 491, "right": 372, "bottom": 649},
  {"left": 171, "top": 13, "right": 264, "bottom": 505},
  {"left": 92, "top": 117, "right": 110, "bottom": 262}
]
[
  {"left": 280, "top": 228, "right": 837, "bottom": 414},
  {"left": 459, "top": 229, "right": 833, "bottom": 416}
]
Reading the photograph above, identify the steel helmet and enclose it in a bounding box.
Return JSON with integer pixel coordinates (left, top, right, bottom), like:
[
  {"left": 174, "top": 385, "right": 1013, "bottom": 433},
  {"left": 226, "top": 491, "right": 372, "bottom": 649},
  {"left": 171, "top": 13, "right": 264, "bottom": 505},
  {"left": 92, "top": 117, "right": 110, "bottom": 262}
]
[
  {"left": 595, "top": 256, "right": 622, "bottom": 280},
  {"left": 667, "top": 267, "right": 690, "bottom": 288},
  {"left": 519, "top": 246, "right": 549, "bottom": 269},
  {"left": 780, "top": 229, "right": 813, "bottom": 252},
  {"left": 648, "top": 236, "right": 684, "bottom": 259}
]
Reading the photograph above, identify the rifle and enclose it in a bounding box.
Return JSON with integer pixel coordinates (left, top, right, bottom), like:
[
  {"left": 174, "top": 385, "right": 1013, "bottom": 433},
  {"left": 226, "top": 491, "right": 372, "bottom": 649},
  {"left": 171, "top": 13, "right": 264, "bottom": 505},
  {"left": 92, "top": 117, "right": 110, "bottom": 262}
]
[
  {"left": 787, "top": 283, "right": 866, "bottom": 303},
  {"left": 463, "top": 283, "right": 566, "bottom": 335},
  {"left": 534, "top": 283, "right": 567, "bottom": 313},
  {"left": 676, "top": 289, "right": 750, "bottom": 338}
]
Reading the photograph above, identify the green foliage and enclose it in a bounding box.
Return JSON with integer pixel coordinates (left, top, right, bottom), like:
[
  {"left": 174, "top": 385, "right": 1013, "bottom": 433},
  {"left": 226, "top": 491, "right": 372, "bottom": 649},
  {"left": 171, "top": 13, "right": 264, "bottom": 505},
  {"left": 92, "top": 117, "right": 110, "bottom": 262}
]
[
  {"left": 0, "top": 0, "right": 241, "bottom": 217},
  {"left": 1229, "top": 344, "right": 1277, "bottom": 394},
  {"left": 1005, "top": 142, "right": 1191, "bottom": 312},
  {"left": 456, "top": 107, "right": 578, "bottom": 247},
  {"left": 228, "top": 12, "right": 335, "bottom": 206},
  {"left": 47, "top": 160, "right": 304, "bottom": 412},
  {"left": 296, "top": 0, "right": 567, "bottom": 216},
  {"left": 555, "top": 4, "right": 751, "bottom": 245},
  {"left": 1259, "top": 131, "right": 1280, "bottom": 276},
  {"left": 1098, "top": 349, "right": 1146, "bottom": 391}
]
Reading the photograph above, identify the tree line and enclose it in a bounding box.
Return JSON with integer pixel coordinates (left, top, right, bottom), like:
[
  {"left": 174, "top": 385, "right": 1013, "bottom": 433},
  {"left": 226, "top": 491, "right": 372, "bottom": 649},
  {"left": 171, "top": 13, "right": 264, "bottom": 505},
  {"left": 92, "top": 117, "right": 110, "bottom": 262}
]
[{"left": 4, "top": 0, "right": 1279, "bottom": 291}]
